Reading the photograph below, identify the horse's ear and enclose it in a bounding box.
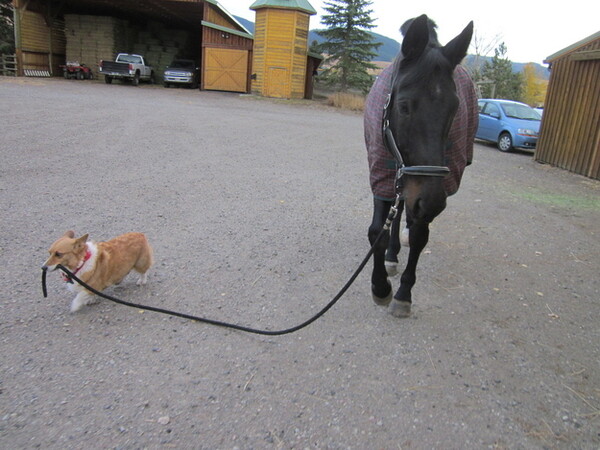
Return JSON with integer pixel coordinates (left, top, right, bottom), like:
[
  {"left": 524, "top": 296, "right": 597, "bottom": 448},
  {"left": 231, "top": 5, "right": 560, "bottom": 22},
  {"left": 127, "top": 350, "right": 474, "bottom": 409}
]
[
  {"left": 401, "top": 14, "right": 430, "bottom": 61},
  {"left": 442, "top": 21, "right": 474, "bottom": 67}
]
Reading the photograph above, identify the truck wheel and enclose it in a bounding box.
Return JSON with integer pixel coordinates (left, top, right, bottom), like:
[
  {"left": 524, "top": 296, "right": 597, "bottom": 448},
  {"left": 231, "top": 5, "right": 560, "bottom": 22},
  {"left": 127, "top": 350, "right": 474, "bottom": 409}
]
[
  {"left": 132, "top": 72, "right": 140, "bottom": 86},
  {"left": 105, "top": 76, "right": 112, "bottom": 84},
  {"left": 149, "top": 72, "right": 155, "bottom": 84},
  {"left": 77, "top": 71, "right": 84, "bottom": 80}
]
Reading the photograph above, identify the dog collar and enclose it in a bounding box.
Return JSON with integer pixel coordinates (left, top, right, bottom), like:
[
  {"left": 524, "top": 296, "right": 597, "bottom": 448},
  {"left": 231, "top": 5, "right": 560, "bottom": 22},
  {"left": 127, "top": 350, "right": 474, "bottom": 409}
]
[{"left": 62, "top": 248, "right": 92, "bottom": 284}]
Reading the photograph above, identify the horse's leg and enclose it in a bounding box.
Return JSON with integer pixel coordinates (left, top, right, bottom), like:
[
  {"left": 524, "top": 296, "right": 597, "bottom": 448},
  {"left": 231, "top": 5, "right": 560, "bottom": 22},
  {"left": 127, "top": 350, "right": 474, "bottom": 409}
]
[
  {"left": 389, "top": 220, "right": 430, "bottom": 317},
  {"left": 369, "top": 198, "right": 393, "bottom": 305},
  {"left": 384, "top": 203, "right": 403, "bottom": 276}
]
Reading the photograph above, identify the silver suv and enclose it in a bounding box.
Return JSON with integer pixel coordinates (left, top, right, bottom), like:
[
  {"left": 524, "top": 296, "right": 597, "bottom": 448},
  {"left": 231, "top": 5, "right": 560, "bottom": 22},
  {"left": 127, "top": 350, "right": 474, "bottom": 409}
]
[{"left": 163, "top": 59, "right": 199, "bottom": 89}]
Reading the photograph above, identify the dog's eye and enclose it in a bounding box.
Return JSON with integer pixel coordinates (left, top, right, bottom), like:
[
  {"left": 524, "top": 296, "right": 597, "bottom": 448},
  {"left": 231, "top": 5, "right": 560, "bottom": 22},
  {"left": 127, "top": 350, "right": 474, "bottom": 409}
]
[{"left": 55, "top": 252, "right": 63, "bottom": 257}]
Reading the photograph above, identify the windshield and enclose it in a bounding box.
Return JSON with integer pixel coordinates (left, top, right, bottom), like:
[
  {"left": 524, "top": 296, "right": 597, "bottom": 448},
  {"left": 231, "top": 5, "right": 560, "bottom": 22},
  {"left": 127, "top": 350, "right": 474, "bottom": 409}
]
[
  {"left": 117, "top": 54, "right": 142, "bottom": 64},
  {"left": 170, "top": 60, "right": 195, "bottom": 69},
  {"left": 501, "top": 103, "right": 541, "bottom": 121}
]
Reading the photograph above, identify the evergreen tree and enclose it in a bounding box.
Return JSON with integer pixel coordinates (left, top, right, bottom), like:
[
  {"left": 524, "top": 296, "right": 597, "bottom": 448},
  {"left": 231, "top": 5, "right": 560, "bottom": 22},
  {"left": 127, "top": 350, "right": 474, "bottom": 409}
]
[
  {"left": 480, "top": 42, "right": 522, "bottom": 101},
  {"left": 316, "top": 0, "right": 381, "bottom": 93},
  {"left": 0, "top": 0, "right": 14, "bottom": 54}
]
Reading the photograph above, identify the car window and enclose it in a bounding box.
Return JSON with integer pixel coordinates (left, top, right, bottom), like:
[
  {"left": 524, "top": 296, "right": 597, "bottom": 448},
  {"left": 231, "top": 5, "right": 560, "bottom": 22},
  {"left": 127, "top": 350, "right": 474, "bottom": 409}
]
[
  {"left": 483, "top": 103, "right": 500, "bottom": 118},
  {"left": 171, "top": 61, "right": 195, "bottom": 69},
  {"left": 117, "top": 54, "right": 142, "bottom": 64},
  {"left": 501, "top": 103, "right": 541, "bottom": 121}
]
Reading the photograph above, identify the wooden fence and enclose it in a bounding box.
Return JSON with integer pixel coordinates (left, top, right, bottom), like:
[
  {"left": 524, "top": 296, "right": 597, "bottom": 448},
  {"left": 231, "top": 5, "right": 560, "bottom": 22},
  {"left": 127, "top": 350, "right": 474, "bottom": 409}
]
[{"left": 0, "top": 54, "right": 17, "bottom": 76}]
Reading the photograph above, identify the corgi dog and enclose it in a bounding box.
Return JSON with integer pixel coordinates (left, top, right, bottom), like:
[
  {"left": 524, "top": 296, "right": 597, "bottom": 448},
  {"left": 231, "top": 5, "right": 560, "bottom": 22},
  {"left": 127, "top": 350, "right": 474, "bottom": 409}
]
[{"left": 43, "top": 231, "right": 153, "bottom": 312}]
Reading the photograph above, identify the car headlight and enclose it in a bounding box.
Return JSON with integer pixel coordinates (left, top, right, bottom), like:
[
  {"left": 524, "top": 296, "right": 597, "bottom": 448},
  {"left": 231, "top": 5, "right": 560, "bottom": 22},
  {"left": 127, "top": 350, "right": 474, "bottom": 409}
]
[{"left": 518, "top": 128, "right": 537, "bottom": 137}]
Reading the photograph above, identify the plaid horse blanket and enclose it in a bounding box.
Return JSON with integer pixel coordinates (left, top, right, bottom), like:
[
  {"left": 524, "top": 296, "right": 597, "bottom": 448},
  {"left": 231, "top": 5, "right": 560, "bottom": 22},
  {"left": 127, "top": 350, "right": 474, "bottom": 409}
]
[{"left": 364, "top": 63, "right": 478, "bottom": 201}]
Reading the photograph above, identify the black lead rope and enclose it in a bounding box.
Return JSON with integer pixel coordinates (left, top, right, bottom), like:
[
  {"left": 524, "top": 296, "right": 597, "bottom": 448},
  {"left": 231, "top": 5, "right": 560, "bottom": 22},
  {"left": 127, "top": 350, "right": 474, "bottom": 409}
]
[{"left": 41, "top": 204, "right": 398, "bottom": 336}]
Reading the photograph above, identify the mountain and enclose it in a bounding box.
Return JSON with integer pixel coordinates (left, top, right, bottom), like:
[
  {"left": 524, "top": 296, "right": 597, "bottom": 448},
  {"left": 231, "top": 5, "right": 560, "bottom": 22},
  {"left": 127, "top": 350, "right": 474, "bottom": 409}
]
[
  {"left": 307, "top": 29, "right": 401, "bottom": 62},
  {"left": 235, "top": 16, "right": 254, "bottom": 34},
  {"left": 232, "top": 16, "right": 549, "bottom": 80},
  {"left": 464, "top": 55, "right": 550, "bottom": 80}
]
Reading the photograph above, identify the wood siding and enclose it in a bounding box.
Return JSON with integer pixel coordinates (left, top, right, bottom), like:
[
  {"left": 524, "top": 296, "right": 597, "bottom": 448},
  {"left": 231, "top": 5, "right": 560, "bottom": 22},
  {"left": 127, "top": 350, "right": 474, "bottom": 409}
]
[
  {"left": 251, "top": 8, "right": 309, "bottom": 99},
  {"left": 17, "top": 5, "right": 66, "bottom": 75},
  {"left": 204, "top": 3, "right": 237, "bottom": 30},
  {"left": 202, "top": 26, "right": 253, "bottom": 50},
  {"left": 536, "top": 37, "right": 600, "bottom": 180}
]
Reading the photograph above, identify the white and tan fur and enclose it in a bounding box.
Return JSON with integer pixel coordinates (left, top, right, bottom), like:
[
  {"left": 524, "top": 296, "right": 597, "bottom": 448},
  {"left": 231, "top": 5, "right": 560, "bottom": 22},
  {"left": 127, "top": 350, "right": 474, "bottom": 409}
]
[{"left": 43, "top": 231, "right": 153, "bottom": 312}]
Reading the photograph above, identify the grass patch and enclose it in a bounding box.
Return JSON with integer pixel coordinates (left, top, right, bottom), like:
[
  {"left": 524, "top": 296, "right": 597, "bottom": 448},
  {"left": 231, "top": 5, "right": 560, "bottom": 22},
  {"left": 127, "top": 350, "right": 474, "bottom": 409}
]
[
  {"left": 326, "top": 92, "right": 365, "bottom": 111},
  {"left": 512, "top": 190, "right": 600, "bottom": 211}
]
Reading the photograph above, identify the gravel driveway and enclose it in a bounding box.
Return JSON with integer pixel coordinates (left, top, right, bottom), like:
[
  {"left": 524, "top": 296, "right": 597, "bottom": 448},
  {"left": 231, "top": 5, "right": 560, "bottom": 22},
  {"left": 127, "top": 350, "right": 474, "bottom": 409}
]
[{"left": 1, "top": 76, "right": 599, "bottom": 449}]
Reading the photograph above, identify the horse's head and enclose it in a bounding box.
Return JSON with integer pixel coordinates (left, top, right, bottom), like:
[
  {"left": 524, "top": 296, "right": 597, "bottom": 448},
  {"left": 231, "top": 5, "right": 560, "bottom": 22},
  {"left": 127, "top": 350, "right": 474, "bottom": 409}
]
[{"left": 389, "top": 15, "right": 473, "bottom": 223}]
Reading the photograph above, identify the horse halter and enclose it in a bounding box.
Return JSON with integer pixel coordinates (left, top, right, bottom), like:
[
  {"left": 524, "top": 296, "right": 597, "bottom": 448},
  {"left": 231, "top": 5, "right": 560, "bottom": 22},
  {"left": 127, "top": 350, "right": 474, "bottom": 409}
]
[{"left": 382, "top": 92, "right": 451, "bottom": 179}]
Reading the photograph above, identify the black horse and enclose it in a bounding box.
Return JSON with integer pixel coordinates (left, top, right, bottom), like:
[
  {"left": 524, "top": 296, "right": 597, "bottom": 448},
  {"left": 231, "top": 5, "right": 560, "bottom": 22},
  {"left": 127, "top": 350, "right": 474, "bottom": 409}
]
[{"left": 364, "top": 15, "right": 476, "bottom": 317}]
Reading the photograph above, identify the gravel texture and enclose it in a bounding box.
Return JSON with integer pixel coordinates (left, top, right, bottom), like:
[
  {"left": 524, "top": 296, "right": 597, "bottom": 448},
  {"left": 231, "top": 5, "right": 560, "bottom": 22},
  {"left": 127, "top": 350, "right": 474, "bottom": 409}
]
[{"left": 1, "top": 76, "right": 599, "bottom": 449}]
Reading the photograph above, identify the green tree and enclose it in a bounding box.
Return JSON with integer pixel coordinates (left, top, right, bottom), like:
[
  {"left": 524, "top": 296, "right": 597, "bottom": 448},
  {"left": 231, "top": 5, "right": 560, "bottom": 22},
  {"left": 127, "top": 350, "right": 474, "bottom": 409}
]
[
  {"left": 0, "top": 0, "right": 14, "bottom": 54},
  {"left": 480, "top": 42, "right": 522, "bottom": 100},
  {"left": 316, "top": 0, "right": 381, "bottom": 93}
]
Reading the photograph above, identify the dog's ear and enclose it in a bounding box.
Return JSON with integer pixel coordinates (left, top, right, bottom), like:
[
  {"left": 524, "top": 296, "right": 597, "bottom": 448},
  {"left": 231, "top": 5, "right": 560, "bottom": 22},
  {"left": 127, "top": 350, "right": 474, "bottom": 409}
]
[
  {"left": 75, "top": 234, "right": 89, "bottom": 248},
  {"left": 64, "top": 230, "right": 75, "bottom": 238}
]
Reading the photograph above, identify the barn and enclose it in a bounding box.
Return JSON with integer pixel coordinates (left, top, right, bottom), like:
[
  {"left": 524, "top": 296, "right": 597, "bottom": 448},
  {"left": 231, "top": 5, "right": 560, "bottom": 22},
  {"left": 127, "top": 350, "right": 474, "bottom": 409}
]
[
  {"left": 535, "top": 31, "right": 600, "bottom": 180},
  {"left": 11, "top": 0, "right": 255, "bottom": 92},
  {"left": 11, "top": 0, "right": 321, "bottom": 97},
  {"left": 10, "top": 0, "right": 319, "bottom": 97}
]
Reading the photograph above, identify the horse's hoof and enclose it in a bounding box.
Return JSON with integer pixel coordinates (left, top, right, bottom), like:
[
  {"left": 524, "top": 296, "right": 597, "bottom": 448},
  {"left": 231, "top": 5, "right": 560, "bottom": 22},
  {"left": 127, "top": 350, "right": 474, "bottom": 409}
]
[
  {"left": 389, "top": 299, "right": 411, "bottom": 318},
  {"left": 371, "top": 281, "right": 392, "bottom": 306},
  {"left": 385, "top": 261, "right": 398, "bottom": 277}
]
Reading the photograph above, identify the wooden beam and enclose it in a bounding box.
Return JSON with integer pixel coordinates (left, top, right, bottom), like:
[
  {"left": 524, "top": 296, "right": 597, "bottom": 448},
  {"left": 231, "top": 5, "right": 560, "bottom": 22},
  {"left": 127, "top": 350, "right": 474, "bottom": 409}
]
[{"left": 571, "top": 50, "right": 600, "bottom": 61}]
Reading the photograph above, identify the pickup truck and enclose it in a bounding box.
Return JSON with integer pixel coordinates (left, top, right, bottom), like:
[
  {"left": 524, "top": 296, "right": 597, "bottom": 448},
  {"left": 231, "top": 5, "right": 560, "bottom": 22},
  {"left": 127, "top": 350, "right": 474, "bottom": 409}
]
[{"left": 99, "top": 53, "right": 154, "bottom": 86}]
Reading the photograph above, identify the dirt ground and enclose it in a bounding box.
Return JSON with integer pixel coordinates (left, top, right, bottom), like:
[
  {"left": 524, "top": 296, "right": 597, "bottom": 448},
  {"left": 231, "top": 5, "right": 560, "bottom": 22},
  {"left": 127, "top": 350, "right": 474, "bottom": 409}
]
[{"left": 1, "top": 76, "right": 599, "bottom": 449}]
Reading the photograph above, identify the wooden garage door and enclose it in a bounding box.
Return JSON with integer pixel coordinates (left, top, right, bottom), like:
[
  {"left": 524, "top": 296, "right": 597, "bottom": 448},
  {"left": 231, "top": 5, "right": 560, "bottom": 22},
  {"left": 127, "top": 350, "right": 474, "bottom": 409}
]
[{"left": 204, "top": 48, "right": 248, "bottom": 93}]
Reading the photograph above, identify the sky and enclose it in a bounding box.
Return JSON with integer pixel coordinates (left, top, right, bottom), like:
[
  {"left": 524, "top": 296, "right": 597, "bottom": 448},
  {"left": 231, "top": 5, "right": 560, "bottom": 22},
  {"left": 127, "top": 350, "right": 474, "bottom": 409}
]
[{"left": 224, "top": 0, "right": 599, "bottom": 64}]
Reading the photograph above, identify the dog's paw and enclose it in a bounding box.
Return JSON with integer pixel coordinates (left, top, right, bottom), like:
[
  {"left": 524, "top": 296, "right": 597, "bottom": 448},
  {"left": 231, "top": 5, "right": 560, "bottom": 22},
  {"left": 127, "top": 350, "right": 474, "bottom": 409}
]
[
  {"left": 70, "top": 293, "right": 95, "bottom": 312},
  {"left": 136, "top": 273, "right": 148, "bottom": 286},
  {"left": 70, "top": 297, "right": 85, "bottom": 313}
]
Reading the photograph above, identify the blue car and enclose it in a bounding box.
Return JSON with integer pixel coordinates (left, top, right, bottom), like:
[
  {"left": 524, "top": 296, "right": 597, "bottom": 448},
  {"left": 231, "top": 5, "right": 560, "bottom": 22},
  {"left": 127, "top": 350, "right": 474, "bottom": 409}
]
[{"left": 476, "top": 99, "right": 542, "bottom": 152}]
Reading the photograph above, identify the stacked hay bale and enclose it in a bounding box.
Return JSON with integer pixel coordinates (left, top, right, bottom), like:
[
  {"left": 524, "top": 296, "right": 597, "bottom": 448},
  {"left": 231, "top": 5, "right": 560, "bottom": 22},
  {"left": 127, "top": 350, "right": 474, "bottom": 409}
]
[
  {"left": 64, "top": 15, "right": 130, "bottom": 72},
  {"left": 64, "top": 16, "right": 195, "bottom": 81},
  {"left": 132, "top": 22, "right": 193, "bottom": 81}
]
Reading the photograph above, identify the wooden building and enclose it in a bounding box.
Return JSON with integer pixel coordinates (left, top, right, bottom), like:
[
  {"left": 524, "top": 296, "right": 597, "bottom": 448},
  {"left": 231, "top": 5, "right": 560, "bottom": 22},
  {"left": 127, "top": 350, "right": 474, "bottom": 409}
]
[
  {"left": 12, "top": 0, "right": 254, "bottom": 92},
  {"left": 250, "top": 0, "right": 318, "bottom": 99},
  {"left": 11, "top": 0, "right": 321, "bottom": 97},
  {"left": 535, "top": 31, "right": 600, "bottom": 180}
]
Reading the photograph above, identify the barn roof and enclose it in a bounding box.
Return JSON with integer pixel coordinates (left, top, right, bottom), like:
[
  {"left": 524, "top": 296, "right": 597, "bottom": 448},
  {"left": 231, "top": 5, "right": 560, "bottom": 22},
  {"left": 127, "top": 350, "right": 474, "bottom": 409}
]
[
  {"left": 54, "top": 0, "right": 250, "bottom": 34},
  {"left": 544, "top": 30, "right": 600, "bottom": 63},
  {"left": 249, "top": 0, "right": 317, "bottom": 15}
]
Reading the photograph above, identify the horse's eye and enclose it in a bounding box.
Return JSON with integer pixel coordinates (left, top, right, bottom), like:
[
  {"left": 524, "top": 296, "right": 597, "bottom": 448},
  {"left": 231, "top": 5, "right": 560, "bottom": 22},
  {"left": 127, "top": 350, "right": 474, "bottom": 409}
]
[{"left": 398, "top": 101, "right": 410, "bottom": 115}]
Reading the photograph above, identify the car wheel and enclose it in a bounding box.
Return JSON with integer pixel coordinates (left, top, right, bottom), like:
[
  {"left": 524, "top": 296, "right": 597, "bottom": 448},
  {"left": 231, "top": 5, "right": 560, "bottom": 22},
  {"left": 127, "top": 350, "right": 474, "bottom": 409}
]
[
  {"left": 105, "top": 76, "right": 112, "bottom": 84},
  {"left": 498, "top": 132, "right": 513, "bottom": 152},
  {"left": 132, "top": 72, "right": 140, "bottom": 86}
]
